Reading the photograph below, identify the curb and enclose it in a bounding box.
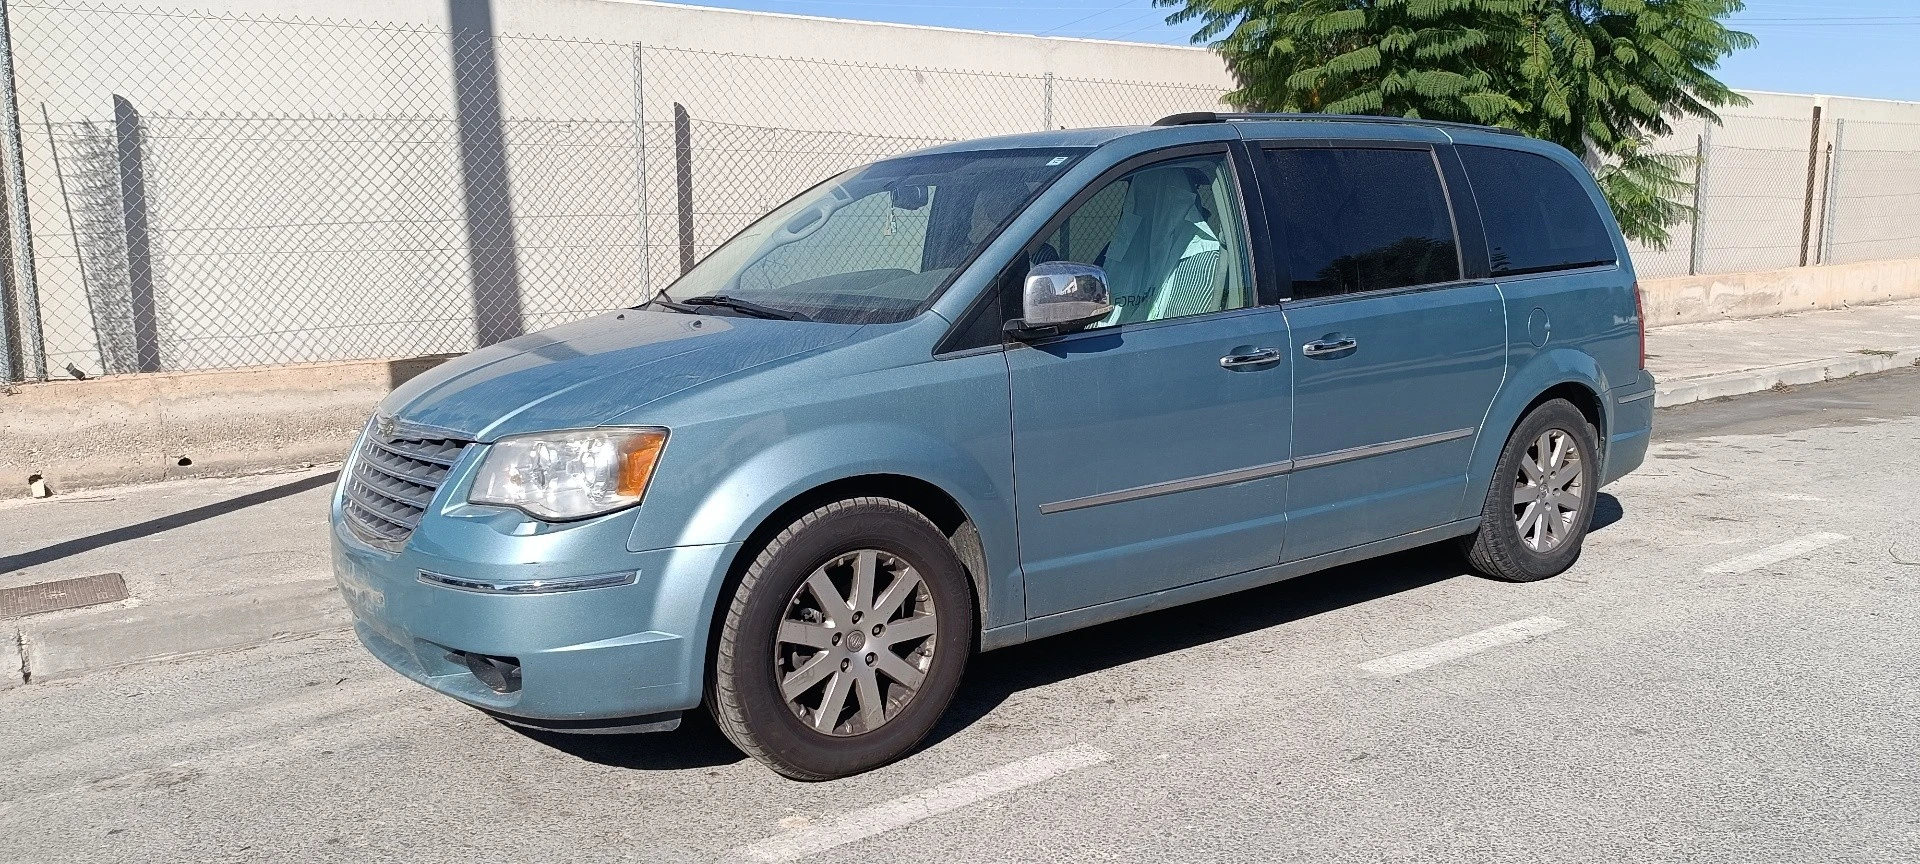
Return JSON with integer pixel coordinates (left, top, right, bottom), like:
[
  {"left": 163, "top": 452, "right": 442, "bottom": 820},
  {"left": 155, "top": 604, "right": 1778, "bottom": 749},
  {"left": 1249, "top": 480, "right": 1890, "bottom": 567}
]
[
  {"left": 2, "top": 633, "right": 21, "bottom": 690},
  {"left": 1655, "top": 349, "right": 1920, "bottom": 408},
  {"left": 14, "top": 579, "right": 350, "bottom": 684}
]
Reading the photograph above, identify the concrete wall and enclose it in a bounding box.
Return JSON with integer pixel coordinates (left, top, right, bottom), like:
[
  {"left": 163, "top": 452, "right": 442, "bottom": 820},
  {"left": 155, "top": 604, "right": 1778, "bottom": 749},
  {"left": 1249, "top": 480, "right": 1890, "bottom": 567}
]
[
  {"left": 3, "top": 0, "right": 1916, "bottom": 382},
  {"left": 1625, "top": 92, "right": 1920, "bottom": 280},
  {"left": 1639, "top": 257, "right": 1920, "bottom": 328},
  {"left": 0, "top": 356, "right": 447, "bottom": 495},
  {"left": 6, "top": 0, "right": 1232, "bottom": 381}
]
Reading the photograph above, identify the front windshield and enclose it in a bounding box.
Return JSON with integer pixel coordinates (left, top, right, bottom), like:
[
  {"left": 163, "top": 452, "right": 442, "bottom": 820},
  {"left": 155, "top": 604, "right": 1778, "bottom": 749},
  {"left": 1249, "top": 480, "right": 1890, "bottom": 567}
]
[{"left": 661, "top": 148, "right": 1087, "bottom": 324}]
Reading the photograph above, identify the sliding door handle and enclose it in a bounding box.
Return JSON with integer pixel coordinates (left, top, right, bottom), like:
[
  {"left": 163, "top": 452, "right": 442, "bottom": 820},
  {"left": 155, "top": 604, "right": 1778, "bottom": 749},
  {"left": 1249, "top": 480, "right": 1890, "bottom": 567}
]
[
  {"left": 1301, "top": 337, "right": 1358, "bottom": 357},
  {"left": 1219, "top": 347, "right": 1283, "bottom": 369}
]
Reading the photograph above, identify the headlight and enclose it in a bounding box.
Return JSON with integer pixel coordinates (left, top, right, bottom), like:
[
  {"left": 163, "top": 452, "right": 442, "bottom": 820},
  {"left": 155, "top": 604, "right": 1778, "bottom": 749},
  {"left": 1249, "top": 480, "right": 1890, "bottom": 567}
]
[{"left": 469, "top": 428, "right": 668, "bottom": 520}]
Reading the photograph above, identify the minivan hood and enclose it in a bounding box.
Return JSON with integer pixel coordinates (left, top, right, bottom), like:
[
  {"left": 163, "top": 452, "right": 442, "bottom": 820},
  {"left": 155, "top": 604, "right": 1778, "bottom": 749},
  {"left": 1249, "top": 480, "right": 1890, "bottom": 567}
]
[{"left": 380, "top": 311, "right": 857, "bottom": 441}]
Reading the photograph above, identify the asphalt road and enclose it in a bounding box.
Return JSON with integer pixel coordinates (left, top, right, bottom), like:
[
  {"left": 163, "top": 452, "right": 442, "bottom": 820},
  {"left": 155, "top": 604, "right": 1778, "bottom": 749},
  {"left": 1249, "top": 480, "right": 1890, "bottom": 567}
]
[{"left": 3, "top": 369, "right": 1917, "bottom": 863}]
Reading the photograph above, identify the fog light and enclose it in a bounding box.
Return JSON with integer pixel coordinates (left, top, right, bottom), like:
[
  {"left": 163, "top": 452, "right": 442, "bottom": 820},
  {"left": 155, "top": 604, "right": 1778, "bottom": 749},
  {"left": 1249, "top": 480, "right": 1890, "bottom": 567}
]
[{"left": 452, "top": 651, "right": 522, "bottom": 694}]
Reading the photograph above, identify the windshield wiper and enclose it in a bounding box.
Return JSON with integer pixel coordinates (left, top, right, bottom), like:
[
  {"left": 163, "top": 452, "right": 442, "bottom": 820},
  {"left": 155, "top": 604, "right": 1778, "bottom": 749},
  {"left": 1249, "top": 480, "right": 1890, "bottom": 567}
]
[
  {"left": 679, "top": 295, "right": 812, "bottom": 322},
  {"left": 635, "top": 290, "right": 699, "bottom": 314}
]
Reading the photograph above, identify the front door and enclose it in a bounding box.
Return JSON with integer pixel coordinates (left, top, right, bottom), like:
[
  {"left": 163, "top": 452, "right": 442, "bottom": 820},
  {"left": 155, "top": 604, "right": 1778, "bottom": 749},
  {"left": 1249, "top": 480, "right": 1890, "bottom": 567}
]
[
  {"left": 1255, "top": 143, "right": 1507, "bottom": 561},
  {"left": 1008, "top": 148, "right": 1295, "bottom": 618}
]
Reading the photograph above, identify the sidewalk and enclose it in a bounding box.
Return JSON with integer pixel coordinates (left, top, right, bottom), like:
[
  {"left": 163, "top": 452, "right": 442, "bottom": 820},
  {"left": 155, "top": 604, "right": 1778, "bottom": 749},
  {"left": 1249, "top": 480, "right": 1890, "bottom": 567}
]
[
  {"left": 3, "top": 299, "right": 1917, "bottom": 687},
  {"left": 1, "top": 466, "right": 344, "bottom": 685},
  {"left": 1647, "top": 298, "right": 1920, "bottom": 406}
]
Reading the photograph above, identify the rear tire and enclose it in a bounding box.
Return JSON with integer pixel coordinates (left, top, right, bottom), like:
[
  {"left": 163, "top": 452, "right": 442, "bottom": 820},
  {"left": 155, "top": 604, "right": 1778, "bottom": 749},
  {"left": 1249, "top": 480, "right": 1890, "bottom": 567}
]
[
  {"left": 1461, "top": 399, "right": 1600, "bottom": 583},
  {"left": 709, "top": 497, "right": 974, "bottom": 780}
]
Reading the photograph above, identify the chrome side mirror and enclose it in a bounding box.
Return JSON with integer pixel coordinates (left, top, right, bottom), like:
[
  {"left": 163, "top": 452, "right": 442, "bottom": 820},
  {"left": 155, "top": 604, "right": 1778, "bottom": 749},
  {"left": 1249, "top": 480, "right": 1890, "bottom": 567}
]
[{"left": 1006, "top": 262, "right": 1113, "bottom": 340}]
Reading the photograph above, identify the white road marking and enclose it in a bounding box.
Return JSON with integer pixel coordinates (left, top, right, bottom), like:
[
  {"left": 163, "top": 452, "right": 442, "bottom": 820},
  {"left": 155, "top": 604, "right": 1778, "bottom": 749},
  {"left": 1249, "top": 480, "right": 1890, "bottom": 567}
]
[
  {"left": 0, "top": 701, "right": 431, "bottom": 816},
  {"left": 1360, "top": 616, "right": 1568, "bottom": 676},
  {"left": 1702, "top": 532, "right": 1849, "bottom": 574},
  {"left": 729, "top": 744, "right": 1112, "bottom": 863},
  {"left": 6, "top": 676, "right": 412, "bottom": 785}
]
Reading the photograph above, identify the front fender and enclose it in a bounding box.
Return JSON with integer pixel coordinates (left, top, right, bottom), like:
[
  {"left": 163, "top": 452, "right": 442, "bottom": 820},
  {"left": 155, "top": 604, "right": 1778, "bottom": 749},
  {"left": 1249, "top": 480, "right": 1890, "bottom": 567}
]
[
  {"left": 1457, "top": 347, "right": 1616, "bottom": 522},
  {"left": 630, "top": 421, "right": 1022, "bottom": 629}
]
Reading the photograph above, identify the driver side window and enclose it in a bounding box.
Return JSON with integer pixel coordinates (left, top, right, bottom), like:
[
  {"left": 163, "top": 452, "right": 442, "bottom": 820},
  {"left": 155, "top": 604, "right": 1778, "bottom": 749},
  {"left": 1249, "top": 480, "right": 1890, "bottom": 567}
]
[{"left": 1032, "top": 153, "right": 1253, "bottom": 329}]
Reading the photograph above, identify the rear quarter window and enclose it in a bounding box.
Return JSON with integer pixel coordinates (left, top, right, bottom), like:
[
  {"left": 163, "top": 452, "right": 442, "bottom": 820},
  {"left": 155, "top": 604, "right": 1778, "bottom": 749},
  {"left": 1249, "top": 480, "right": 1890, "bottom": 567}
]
[{"left": 1458, "top": 145, "right": 1618, "bottom": 276}]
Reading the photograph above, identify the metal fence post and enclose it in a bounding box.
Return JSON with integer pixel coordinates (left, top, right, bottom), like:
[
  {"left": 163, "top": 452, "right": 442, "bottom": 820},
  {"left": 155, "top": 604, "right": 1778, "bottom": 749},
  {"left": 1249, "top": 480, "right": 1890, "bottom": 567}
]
[
  {"left": 1688, "top": 123, "right": 1713, "bottom": 277},
  {"left": 1042, "top": 71, "right": 1053, "bottom": 131},
  {"left": 631, "top": 42, "right": 649, "bottom": 297},
  {"left": 1797, "top": 105, "right": 1822, "bottom": 267},
  {"left": 1820, "top": 119, "right": 1846, "bottom": 265},
  {"left": 0, "top": 0, "right": 45, "bottom": 381},
  {"left": 673, "top": 102, "right": 694, "bottom": 275}
]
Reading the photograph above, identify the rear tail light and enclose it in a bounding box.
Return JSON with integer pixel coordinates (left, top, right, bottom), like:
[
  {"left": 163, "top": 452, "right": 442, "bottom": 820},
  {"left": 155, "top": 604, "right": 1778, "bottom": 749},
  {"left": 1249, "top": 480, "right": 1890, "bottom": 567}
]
[{"left": 1632, "top": 281, "right": 1647, "bottom": 369}]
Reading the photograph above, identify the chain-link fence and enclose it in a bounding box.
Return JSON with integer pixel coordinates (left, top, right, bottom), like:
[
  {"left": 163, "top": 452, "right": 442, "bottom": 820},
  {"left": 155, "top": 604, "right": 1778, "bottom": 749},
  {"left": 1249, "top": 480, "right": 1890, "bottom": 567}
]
[
  {"left": 1627, "top": 113, "right": 1920, "bottom": 279},
  {"left": 0, "top": 1, "right": 1915, "bottom": 382},
  {"left": 0, "top": 0, "right": 1226, "bottom": 381}
]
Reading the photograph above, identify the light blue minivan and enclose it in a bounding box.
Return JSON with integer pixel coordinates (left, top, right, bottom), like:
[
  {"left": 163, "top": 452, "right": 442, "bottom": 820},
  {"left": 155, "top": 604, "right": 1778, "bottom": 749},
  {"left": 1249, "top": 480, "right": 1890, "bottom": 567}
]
[{"left": 332, "top": 113, "right": 1655, "bottom": 779}]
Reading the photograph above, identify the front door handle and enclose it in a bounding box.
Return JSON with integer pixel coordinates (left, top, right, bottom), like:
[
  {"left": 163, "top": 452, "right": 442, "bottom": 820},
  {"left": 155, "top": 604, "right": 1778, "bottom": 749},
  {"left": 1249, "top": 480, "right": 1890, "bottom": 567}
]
[
  {"left": 1219, "top": 347, "right": 1283, "bottom": 369},
  {"left": 1301, "top": 337, "right": 1358, "bottom": 357}
]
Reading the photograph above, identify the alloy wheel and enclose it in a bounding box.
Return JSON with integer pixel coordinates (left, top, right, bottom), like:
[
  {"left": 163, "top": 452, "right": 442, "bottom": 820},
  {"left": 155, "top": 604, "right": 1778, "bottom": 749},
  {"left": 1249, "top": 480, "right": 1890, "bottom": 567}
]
[
  {"left": 774, "top": 549, "right": 939, "bottom": 736},
  {"left": 1513, "top": 428, "right": 1584, "bottom": 553}
]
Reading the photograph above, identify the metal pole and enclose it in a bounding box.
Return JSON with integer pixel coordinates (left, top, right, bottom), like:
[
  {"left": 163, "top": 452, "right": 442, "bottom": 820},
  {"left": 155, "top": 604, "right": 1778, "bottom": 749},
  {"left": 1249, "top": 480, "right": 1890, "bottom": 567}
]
[
  {"left": 42, "top": 102, "right": 100, "bottom": 375},
  {"left": 1688, "top": 124, "right": 1713, "bottom": 277},
  {"left": 1820, "top": 119, "right": 1845, "bottom": 266},
  {"left": 1812, "top": 142, "right": 1832, "bottom": 265},
  {"left": 673, "top": 102, "right": 694, "bottom": 276},
  {"left": 1797, "top": 105, "right": 1822, "bottom": 267},
  {"left": 631, "top": 42, "right": 649, "bottom": 298},
  {"left": 1042, "top": 71, "right": 1053, "bottom": 131},
  {"left": 0, "top": 0, "right": 45, "bottom": 381}
]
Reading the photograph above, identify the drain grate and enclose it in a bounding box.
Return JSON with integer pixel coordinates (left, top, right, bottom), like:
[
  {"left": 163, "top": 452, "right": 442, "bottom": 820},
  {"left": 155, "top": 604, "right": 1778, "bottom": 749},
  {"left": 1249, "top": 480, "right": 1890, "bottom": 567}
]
[{"left": 0, "top": 573, "right": 129, "bottom": 617}]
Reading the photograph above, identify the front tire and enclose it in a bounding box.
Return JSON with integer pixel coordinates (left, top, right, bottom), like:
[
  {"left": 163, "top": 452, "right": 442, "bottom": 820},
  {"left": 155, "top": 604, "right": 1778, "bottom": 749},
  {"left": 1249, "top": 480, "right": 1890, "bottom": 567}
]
[
  {"left": 709, "top": 497, "right": 974, "bottom": 780},
  {"left": 1461, "top": 399, "right": 1601, "bottom": 582}
]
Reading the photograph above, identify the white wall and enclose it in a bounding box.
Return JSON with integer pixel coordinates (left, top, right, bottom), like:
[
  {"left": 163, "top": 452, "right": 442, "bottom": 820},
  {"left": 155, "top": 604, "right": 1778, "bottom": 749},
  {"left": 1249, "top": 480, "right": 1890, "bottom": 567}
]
[
  {"left": 1627, "top": 90, "right": 1920, "bottom": 279},
  {"left": 4, "top": 0, "right": 1915, "bottom": 377},
  {"left": 7, "top": 0, "right": 1234, "bottom": 377}
]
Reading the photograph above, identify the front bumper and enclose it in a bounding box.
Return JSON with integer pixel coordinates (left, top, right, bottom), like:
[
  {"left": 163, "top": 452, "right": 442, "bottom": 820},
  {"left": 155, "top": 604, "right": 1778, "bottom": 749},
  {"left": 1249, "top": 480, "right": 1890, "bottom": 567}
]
[{"left": 331, "top": 501, "right": 740, "bottom": 723}]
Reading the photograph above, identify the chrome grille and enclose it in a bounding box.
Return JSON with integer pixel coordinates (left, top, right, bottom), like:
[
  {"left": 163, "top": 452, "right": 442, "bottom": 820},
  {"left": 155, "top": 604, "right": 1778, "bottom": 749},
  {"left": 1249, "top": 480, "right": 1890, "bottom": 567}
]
[{"left": 342, "top": 430, "right": 467, "bottom": 551}]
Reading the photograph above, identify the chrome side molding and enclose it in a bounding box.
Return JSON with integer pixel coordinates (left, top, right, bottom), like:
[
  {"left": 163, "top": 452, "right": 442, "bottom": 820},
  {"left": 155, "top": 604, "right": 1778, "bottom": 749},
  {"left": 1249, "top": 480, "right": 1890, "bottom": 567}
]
[
  {"left": 1038, "top": 460, "right": 1297, "bottom": 514},
  {"left": 1039, "top": 427, "right": 1477, "bottom": 514},
  {"left": 1290, "top": 427, "right": 1475, "bottom": 471}
]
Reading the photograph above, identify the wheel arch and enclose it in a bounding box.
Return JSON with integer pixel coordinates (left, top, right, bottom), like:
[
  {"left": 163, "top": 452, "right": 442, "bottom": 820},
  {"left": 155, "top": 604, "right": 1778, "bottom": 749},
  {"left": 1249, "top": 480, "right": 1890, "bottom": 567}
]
[
  {"left": 731, "top": 473, "right": 989, "bottom": 627},
  {"left": 1522, "top": 381, "right": 1605, "bottom": 436},
  {"left": 1459, "top": 349, "right": 1614, "bottom": 522},
  {"left": 698, "top": 470, "right": 997, "bottom": 700}
]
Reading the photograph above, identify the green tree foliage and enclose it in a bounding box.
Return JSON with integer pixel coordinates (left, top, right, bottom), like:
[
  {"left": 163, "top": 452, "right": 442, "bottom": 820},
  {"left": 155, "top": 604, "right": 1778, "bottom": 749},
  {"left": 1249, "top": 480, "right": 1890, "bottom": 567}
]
[{"left": 1159, "top": 0, "right": 1756, "bottom": 246}]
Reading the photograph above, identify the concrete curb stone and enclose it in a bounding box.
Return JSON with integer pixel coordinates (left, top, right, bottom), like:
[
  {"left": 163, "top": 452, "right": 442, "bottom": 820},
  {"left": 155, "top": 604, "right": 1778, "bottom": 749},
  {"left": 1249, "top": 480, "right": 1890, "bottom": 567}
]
[
  {"left": 1656, "top": 348, "right": 1920, "bottom": 408},
  {"left": 19, "top": 579, "right": 350, "bottom": 683},
  {"left": 1, "top": 632, "right": 22, "bottom": 689}
]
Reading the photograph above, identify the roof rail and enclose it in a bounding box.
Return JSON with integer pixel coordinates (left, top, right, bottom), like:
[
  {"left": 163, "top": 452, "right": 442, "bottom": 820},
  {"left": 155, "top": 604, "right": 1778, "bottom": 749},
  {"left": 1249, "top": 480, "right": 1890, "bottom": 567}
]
[{"left": 1153, "top": 111, "right": 1522, "bottom": 136}]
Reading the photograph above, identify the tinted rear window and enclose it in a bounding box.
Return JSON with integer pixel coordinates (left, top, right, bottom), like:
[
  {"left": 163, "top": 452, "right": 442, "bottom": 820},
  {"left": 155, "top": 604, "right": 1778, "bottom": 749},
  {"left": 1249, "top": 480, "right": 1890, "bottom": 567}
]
[
  {"left": 1458, "top": 145, "right": 1617, "bottom": 276},
  {"left": 1262, "top": 147, "right": 1460, "bottom": 299}
]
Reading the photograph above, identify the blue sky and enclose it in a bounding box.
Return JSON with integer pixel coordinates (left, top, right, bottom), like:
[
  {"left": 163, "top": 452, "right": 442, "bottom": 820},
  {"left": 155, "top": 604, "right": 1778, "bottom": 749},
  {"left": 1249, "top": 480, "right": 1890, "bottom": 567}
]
[{"left": 671, "top": 0, "right": 1920, "bottom": 103}]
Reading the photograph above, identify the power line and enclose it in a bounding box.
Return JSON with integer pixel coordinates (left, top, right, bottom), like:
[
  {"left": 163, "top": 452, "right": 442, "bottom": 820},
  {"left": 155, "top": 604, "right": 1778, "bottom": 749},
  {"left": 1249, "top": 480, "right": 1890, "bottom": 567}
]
[{"left": 1038, "top": 0, "right": 1144, "bottom": 36}]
